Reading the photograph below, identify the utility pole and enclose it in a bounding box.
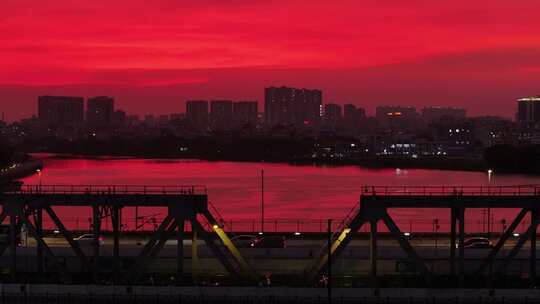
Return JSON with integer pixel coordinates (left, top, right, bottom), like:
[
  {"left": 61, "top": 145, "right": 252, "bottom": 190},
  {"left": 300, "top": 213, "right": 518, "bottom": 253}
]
[
  {"left": 261, "top": 169, "right": 265, "bottom": 233},
  {"left": 328, "top": 219, "right": 332, "bottom": 304}
]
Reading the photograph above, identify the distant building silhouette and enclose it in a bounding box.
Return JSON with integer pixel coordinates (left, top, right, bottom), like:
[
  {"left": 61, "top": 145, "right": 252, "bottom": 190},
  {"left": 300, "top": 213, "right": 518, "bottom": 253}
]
[
  {"left": 342, "top": 104, "right": 366, "bottom": 132},
  {"left": 186, "top": 100, "right": 209, "bottom": 131},
  {"left": 38, "top": 95, "right": 84, "bottom": 127},
  {"left": 210, "top": 100, "right": 233, "bottom": 131},
  {"left": 421, "top": 107, "right": 466, "bottom": 124},
  {"left": 376, "top": 105, "right": 418, "bottom": 131},
  {"left": 264, "top": 86, "right": 322, "bottom": 127},
  {"left": 113, "top": 110, "right": 126, "bottom": 126},
  {"left": 517, "top": 96, "right": 540, "bottom": 127},
  {"left": 233, "top": 101, "right": 258, "bottom": 127},
  {"left": 323, "top": 103, "right": 342, "bottom": 128},
  {"left": 87, "top": 96, "right": 114, "bottom": 126}
]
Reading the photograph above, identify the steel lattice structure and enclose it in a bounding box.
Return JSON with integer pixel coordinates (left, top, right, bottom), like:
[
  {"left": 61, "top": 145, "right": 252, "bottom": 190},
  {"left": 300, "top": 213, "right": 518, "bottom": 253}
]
[{"left": 0, "top": 184, "right": 256, "bottom": 284}]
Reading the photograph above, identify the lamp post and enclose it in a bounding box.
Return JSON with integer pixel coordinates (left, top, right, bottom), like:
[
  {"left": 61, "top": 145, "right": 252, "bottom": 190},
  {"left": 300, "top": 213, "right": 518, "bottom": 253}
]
[
  {"left": 36, "top": 169, "right": 42, "bottom": 191},
  {"left": 261, "top": 169, "right": 265, "bottom": 234},
  {"left": 487, "top": 169, "right": 493, "bottom": 235}
]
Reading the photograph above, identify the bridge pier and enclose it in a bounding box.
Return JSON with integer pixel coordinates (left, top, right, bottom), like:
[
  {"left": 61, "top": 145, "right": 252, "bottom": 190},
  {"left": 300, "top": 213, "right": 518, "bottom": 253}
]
[
  {"left": 369, "top": 219, "right": 378, "bottom": 286},
  {"left": 191, "top": 219, "right": 199, "bottom": 284},
  {"left": 35, "top": 208, "right": 44, "bottom": 274},
  {"left": 531, "top": 208, "right": 539, "bottom": 285},
  {"left": 112, "top": 206, "right": 121, "bottom": 281},
  {"left": 458, "top": 207, "right": 465, "bottom": 287},
  {"left": 450, "top": 208, "right": 457, "bottom": 277},
  {"left": 92, "top": 205, "right": 101, "bottom": 282},
  {"left": 9, "top": 212, "right": 16, "bottom": 280},
  {"left": 176, "top": 217, "right": 185, "bottom": 281}
]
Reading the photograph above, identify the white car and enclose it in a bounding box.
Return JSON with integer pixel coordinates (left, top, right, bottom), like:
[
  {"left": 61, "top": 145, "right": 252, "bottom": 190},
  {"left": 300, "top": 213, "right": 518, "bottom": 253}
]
[{"left": 75, "top": 234, "right": 104, "bottom": 246}]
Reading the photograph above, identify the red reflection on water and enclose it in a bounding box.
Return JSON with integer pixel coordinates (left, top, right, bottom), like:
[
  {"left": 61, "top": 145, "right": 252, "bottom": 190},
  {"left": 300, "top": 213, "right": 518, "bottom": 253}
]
[{"left": 20, "top": 155, "right": 540, "bottom": 232}]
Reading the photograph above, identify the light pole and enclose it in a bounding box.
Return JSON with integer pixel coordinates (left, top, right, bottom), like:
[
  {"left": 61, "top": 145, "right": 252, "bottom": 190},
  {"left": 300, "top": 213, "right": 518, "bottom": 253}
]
[
  {"left": 487, "top": 169, "right": 493, "bottom": 235},
  {"left": 261, "top": 169, "right": 265, "bottom": 234},
  {"left": 36, "top": 169, "right": 42, "bottom": 191}
]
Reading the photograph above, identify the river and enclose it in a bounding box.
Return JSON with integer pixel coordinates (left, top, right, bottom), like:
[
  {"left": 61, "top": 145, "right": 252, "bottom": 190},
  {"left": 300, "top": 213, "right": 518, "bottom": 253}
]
[{"left": 19, "top": 154, "right": 540, "bottom": 233}]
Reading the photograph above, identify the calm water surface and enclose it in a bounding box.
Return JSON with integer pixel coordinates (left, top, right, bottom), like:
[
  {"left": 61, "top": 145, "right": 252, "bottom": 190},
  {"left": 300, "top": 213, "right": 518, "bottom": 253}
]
[{"left": 21, "top": 155, "right": 540, "bottom": 232}]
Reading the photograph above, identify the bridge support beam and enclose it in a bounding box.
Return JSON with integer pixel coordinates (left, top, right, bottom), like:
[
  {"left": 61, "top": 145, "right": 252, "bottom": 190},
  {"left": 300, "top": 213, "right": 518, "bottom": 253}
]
[
  {"left": 476, "top": 208, "right": 529, "bottom": 277},
  {"left": 176, "top": 217, "right": 185, "bottom": 281},
  {"left": 19, "top": 216, "right": 71, "bottom": 282},
  {"left": 531, "top": 209, "right": 539, "bottom": 284},
  {"left": 192, "top": 219, "right": 199, "bottom": 284},
  {"left": 92, "top": 205, "right": 101, "bottom": 282},
  {"left": 496, "top": 221, "right": 537, "bottom": 275},
  {"left": 9, "top": 213, "right": 16, "bottom": 280},
  {"left": 45, "top": 206, "right": 89, "bottom": 273},
  {"left": 369, "top": 219, "right": 378, "bottom": 286},
  {"left": 458, "top": 208, "right": 465, "bottom": 287},
  {"left": 112, "top": 206, "right": 121, "bottom": 281},
  {"left": 124, "top": 215, "right": 173, "bottom": 283},
  {"left": 380, "top": 212, "right": 432, "bottom": 284},
  {"left": 450, "top": 208, "right": 457, "bottom": 278},
  {"left": 35, "top": 208, "right": 44, "bottom": 273},
  {"left": 191, "top": 220, "right": 239, "bottom": 280}
]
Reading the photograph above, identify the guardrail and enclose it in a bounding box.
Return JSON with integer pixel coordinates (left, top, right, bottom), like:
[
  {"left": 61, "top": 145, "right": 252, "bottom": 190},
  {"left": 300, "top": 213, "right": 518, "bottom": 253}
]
[
  {"left": 361, "top": 185, "right": 540, "bottom": 196},
  {"left": 4, "top": 184, "right": 208, "bottom": 195}
]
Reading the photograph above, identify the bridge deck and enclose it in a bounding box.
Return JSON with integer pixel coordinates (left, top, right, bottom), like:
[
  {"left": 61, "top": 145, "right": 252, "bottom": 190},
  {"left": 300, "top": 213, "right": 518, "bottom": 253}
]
[
  {"left": 0, "top": 184, "right": 208, "bottom": 207},
  {"left": 361, "top": 185, "right": 540, "bottom": 208}
]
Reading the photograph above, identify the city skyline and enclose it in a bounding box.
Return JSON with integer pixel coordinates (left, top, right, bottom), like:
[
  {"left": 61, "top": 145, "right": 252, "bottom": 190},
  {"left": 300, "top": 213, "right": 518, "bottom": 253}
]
[
  {"left": 2, "top": 1, "right": 540, "bottom": 120},
  {"left": 2, "top": 90, "right": 535, "bottom": 123}
]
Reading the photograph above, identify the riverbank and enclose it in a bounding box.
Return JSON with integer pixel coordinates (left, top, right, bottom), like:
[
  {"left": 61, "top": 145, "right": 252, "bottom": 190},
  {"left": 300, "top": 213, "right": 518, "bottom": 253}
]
[
  {"left": 32, "top": 151, "right": 488, "bottom": 174},
  {"left": 291, "top": 156, "right": 487, "bottom": 172},
  {"left": 0, "top": 157, "right": 43, "bottom": 184}
]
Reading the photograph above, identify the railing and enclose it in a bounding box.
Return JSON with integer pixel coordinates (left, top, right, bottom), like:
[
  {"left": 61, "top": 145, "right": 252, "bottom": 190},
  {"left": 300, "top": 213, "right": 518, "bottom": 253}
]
[
  {"left": 5, "top": 184, "right": 207, "bottom": 195},
  {"left": 12, "top": 215, "right": 532, "bottom": 234},
  {"left": 361, "top": 185, "right": 540, "bottom": 196}
]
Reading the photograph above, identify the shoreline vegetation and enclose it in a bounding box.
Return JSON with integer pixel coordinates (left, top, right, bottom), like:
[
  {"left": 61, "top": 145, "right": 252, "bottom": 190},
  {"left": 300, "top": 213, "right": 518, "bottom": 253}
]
[
  {"left": 39, "top": 152, "right": 487, "bottom": 171},
  {"left": 0, "top": 156, "right": 43, "bottom": 183},
  {"left": 9, "top": 137, "right": 540, "bottom": 176}
]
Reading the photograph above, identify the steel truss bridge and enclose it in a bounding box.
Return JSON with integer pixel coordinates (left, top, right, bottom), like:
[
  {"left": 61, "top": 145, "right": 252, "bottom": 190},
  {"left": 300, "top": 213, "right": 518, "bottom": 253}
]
[
  {"left": 1, "top": 184, "right": 540, "bottom": 287},
  {"left": 308, "top": 185, "right": 540, "bottom": 287},
  {"left": 0, "top": 184, "right": 255, "bottom": 284}
]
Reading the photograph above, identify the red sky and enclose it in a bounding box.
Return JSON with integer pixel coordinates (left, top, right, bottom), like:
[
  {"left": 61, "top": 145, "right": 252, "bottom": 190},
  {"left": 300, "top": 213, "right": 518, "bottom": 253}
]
[{"left": 1, "top": 0, "right": 540, "bottom": 121}]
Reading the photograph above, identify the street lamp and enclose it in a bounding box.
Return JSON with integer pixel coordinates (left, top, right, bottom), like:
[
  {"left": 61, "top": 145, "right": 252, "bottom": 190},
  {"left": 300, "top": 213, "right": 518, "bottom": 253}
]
[
  {"left": 36, "top": 169, "right": 42, "bottom": 191},
  {"left": 487, "top": 169, "right": 493, "bottom": 235}
]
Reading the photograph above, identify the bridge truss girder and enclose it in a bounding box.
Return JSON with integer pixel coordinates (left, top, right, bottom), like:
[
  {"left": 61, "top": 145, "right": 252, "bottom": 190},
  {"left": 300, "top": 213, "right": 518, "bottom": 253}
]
[
  {"left": 309, "top": 195, "right": 540, "bottom": 287},
  {"left": 0, "top": 193, "right": 257, "bottom": 284}
]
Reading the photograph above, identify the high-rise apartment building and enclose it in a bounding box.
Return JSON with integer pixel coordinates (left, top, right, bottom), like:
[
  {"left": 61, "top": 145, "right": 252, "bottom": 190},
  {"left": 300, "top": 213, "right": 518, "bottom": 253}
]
[
  {"left": 264, "top": 86, "right": 322, "bottom": 127},
  {"left": 517, "top": 96, "right": 540, "bottom": 127},
  {"left": 233, "top": 101, "right": 258, "bottom": 126},
  {"left": 38, "top": 96, "right": 84, "bottom": 126},
  {"left": 210, "top": 100, "right": 233, "bottom": 131},
  {"left": 87, "top": 96, "right": 114, "bottom": 126},
  {"left": 324, "top": 103, "right": 342, "bottom": 126},
  {"left": 186, "top": 100, "right": 209, "bottom": 130}
]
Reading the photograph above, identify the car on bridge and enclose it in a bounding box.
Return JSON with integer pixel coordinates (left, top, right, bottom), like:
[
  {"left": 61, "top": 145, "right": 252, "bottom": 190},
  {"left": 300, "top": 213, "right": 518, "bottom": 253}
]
[
  {"left": 458, "top": 237, "right": 493, "bottom": 249},
  {"left": 231, "top": 235, "right": 257, "bottom": 248},
  {"left": 75, "top": 234, "right": 104, "bottom": 246},
  {"left": 250, "top": 236, "right": 286, "bottom": 248}
]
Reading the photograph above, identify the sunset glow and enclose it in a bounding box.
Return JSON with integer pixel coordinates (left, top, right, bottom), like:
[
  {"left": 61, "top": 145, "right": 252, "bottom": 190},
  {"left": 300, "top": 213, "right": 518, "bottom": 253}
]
[{"left": 2, "top": 0, "right": 540, "bottom": 119}]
